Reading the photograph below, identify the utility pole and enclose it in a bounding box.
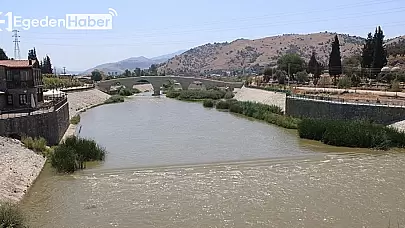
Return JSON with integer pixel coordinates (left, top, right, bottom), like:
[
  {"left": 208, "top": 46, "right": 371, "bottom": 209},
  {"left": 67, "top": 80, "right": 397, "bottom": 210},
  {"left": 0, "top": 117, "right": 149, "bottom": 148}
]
[{"left": 12, "top": 30, "right": 21, "bottom": 60}]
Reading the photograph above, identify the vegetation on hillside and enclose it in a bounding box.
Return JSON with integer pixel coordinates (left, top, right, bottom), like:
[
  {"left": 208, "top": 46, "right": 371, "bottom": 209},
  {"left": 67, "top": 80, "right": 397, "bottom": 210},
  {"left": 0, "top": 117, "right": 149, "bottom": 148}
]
[
  {"left": 298, "top": 119, "right": 405, "bottom": 150},
  {"left": 50, "top": 136, "right": 106, "bottom": 173}
]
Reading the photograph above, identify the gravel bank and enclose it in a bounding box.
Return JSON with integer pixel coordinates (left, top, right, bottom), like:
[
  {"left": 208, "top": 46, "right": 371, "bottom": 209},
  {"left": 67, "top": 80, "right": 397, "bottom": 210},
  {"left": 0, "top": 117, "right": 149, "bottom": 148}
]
[
  {"left": 0, "top": 137, "right": 46, "bottom": 203},
  {"left": 67, "top": 89, "right": 111, "bottom": 118},
  {"left": 233, "top": 86, "right": 286, "bottom": 111}
]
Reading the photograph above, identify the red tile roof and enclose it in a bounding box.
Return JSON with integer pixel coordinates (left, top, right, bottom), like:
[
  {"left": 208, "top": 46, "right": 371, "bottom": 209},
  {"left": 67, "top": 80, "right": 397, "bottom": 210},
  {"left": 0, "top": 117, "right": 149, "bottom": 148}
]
[{"left": 0, "top": 60, "right": 38, "bottom": 68}]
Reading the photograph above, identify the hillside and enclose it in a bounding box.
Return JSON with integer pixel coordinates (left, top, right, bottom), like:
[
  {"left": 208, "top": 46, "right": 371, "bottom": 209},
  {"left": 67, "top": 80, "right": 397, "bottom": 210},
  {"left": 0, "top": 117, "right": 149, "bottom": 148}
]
[
  {"left": 158, "top": 32, "right": 366, "bottom": 75},
  {"left": 83, "top": 50, "right": 185, "bottom": 75}
]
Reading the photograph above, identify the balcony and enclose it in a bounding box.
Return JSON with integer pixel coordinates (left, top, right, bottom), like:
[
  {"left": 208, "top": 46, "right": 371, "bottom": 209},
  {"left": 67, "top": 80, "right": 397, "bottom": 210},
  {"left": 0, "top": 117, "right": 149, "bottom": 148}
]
[{"left": 6, "top": 80, "right": 35, "bottom": 89}]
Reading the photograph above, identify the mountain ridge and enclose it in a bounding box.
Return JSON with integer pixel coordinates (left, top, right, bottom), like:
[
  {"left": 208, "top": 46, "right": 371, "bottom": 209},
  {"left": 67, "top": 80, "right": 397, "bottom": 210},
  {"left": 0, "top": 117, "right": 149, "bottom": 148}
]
[
  {"left": 158, "top": 32, "right": 367, "bottom": 75},
  {"left": 83, "top": 50, "right": 186, "bottom": 75}
]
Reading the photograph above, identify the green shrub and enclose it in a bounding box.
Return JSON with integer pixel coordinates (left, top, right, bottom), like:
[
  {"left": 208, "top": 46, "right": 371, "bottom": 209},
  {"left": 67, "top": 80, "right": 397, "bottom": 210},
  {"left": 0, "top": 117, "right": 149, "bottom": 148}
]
[
  {"left": 298, "top": 119, "right": 327, "bottom": 140},
  {"left": 389, "top": 79, "right": 402, "bottom": 92},
  {"left": 203, "top": 99, "right": 214, "bottom": 108},
  {"left": 216, "top": 100, "right": 231, "bottom": 110},
  {"left": 167, "top": 89, "right": 226, "bottom": 100},
  {"left": 70, "top": 115, "right": 80, "bottom": 125},
  {"left": 224, "top": 91, "right": 234, "bottom": 99},
  {"left": 166, "top": 90, "right": 181, "bottom": 98},
  {"left": 50, "top": 136, "right": 106, "bottom": 173},
  {"left": 211, "top": 99, "right": 297, "bottom": 129},
  {"left": 337, "top": 76, "right": 352, "bottom": 89},
  {"left": 298, "top": 119, "right": 405, "bottom": 149},
  {"left": 0, "top": 202, "right": 27, "bottom": 228},
  {"left": 118, "top": 87, "right": 141, "bottom": 96},
  {"left": 104, "top": 95, "right": 124, "bottom": 104},
  {"left": 22, "top": 136, "right": 48, "bottom": 154}
]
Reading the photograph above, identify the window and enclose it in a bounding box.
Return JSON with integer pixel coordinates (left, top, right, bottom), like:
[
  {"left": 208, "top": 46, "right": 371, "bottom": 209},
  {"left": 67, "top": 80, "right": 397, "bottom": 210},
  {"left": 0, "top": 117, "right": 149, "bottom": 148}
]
[
  {"left": 7, "top": 94, "right": 13, "bottom": 105},
  {"left": 6, "top": 71, "right": 13, "bottom": 81},
  {"left": 21, "top": 71, "right": 29, "bottom": 81},
  {"left": 19, "top": 94, "right": 27, "bottom": 105}
]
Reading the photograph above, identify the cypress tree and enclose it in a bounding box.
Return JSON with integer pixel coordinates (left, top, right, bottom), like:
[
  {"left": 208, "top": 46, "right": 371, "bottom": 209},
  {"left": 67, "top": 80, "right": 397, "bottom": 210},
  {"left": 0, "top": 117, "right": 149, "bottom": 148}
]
[
  {"left": 329, "top": 35, "right": 342, "bottom": 78},
  {"left": 372, "top": 26, "right": 387, "bottom": 75},
  {"left": 0, "top": 48, "right": 8, "bottom": 60},
  {"left": 307, "top": 52, "right": 318, "bottom": 74},
  {"left": 41, "top": 55, "right": 53, "bottom": 74},
  {"left": 28, "top": 48, "right": 37, "bottom": 60},
  {"left": 361, "top": 33, "right": 374, "bottom": 69}
]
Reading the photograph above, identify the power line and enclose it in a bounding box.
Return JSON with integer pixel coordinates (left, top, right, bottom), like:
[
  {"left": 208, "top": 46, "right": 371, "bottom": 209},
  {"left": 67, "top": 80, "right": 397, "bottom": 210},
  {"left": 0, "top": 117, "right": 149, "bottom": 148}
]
[
  {"left": 22, "top": 21, "right": 405, "bottom": 48},
  {"left": 21, "top": 7, "right": 405, "bottom": 43},
  {"left": 22, "top": 0, "right": 402, "bottom": 37},
  {"left": 12, "top": 30, "right": 21, "bottom": 60}
]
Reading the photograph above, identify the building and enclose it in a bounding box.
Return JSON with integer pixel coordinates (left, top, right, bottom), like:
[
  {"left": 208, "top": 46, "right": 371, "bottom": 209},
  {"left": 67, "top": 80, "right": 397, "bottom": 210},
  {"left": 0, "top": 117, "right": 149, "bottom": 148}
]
[{"left": 0, "top": 59, "right": 44, "bottom": 111}]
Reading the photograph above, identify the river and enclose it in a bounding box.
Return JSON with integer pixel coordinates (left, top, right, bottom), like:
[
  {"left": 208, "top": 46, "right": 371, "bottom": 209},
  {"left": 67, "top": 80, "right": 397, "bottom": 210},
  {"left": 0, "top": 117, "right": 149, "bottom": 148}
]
[{"left": 21, "top": 96, "right": 405, "bottom": 228}]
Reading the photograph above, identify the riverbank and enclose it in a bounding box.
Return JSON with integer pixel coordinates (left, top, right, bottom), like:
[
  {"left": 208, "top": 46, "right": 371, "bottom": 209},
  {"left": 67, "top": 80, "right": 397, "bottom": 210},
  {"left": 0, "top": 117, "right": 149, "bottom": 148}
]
[
  {"left": 61, "top": 89, "right": 111, "bottom": 141},
  {"left": 233, "top": 86, "right": 286, "bottom": 111},
  {"left": 0, "top": 137, "right": 46, "bottom": 203}
]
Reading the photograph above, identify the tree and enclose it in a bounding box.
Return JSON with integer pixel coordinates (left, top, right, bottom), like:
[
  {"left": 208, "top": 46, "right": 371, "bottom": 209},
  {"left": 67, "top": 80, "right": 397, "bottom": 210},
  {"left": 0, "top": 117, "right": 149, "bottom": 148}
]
[
  {"left": 149, "top": 64, "right": 158, "bottom": 75},
  {"left": 263, "top": 68, "right": 274, "bottom": 83},
  {"left": 91, "top": 70, "right": 102, "bottom": 82},
  {"left": 28, "top": 48, "right": 37, "bottom": 60},
  {"left": 41, "top": 55, "right": 53, "bottom": 74},
  {"left": 361, "top": 33, "right": 374, "bottom": 70},
  {"left": 329, "top": 35, "right": 342, "bottom": 79},
  {"left": 274, "top": 70, "right": 287, "bottom": 84},
  {"left": 307, "top": 52, "right": 318, "bottom": 74},
  {"left": 296, "top": 71, "right": 309, "bottom": 84},
  {"left": 134, "top": 68, "right": 141, "bottom": 77},
  {"left": 0, "top": 48, "right": 9, "bottom": 60},
  {"left": 277, "top": 53, "right": 305, "bottom": 77},
  {"left": 372, "top": 26, "right": 388, "bottom": 76},
  {"left": 124, "top": 69, "right": 131, "bottom": 77}
]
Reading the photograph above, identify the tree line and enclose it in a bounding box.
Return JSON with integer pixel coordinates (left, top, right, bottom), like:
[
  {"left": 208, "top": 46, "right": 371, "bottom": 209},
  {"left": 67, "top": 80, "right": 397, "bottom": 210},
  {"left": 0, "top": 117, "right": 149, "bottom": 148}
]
[
  {"left": 260, "top": 26, "right": 393, "bottom": 87},
  {"left": 0, "top": 47, "right": 54, "bottom": 75}
]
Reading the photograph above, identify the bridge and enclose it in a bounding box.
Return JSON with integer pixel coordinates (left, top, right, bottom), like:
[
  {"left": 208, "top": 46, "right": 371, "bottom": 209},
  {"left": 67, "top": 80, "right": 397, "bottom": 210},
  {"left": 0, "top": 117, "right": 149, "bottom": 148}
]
[{"left": 97, "top": 76, "right": 244, "bottom": 95}]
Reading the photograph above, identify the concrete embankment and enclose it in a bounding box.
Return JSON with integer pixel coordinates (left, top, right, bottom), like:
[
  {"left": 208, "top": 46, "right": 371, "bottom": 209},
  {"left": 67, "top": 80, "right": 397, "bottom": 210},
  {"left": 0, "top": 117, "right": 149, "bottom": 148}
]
[
  {"left": 0, "top": 137, "right": 46, "bottom": 203},
  {"left": 61, "top": 89, "right": 111, "bottom": 141},
  {"left": 233, "top": 86, "right": 286, "bottom": 111}
]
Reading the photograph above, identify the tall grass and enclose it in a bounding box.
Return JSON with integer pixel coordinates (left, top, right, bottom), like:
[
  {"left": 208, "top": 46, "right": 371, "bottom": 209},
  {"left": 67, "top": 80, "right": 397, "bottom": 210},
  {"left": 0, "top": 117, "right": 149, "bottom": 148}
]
[
  {"left": 104, "top": 95, "right": 125, "bottom": 104},
  {"left": 298, "top": 119, "right": 405, "bottom": 149},
  {"left": 210, "top": 99, "right": 299, "bottom": 129},
  {"left": 0, "top": 202, "right": 27, "bottom": 228},
  {"left": 70, "top": 115, "right": 81, "bottom": 125},
  {"left": 203, "top": 99, "right": 214, "bottom": 108},
  {"left": 50, "top": 136, "right": 106, "bottom": 173},
  {"left": 21, "top": 136, "right": 51, "bottom": 157}
]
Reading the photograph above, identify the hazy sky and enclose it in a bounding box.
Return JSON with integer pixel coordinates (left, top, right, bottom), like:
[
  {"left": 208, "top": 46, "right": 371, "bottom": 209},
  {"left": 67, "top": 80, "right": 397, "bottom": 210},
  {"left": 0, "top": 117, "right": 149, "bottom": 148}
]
[{"left": 0, "top": 0, "right": 404, "bottom": 71}]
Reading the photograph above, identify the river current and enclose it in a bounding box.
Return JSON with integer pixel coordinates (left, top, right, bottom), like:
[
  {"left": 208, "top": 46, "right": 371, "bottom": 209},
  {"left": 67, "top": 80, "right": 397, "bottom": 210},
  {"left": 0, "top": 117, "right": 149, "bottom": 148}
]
[{"left": 21, "top": 96, "right": 405, "bottom": 228}]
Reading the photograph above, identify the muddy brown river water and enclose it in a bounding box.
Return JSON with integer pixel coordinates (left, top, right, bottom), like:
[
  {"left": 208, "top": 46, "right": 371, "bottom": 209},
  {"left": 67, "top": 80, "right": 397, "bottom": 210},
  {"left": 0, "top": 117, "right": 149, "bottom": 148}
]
[{"left": 21, "top": 96, "right": 405, "bottom": 228}]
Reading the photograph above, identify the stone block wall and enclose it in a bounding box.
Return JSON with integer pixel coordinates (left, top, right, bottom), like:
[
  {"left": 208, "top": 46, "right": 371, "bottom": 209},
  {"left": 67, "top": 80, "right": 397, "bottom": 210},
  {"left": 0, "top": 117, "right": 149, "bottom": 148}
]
[
  {"left": 285, "top": 97, "right": 405, "bottom": 125},
  {"left": 0, "top": 101, "right": 70, "bottom": 145}
]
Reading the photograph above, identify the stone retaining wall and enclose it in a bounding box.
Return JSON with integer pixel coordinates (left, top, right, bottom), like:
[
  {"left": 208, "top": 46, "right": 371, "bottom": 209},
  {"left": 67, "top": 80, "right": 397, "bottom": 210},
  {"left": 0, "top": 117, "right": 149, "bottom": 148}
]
[
  {"left": 0, "top": 101, "right": 70, "bottom": 145},
  {"left": 285, "top": 96, "right": 405, "bottom": 125}
]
